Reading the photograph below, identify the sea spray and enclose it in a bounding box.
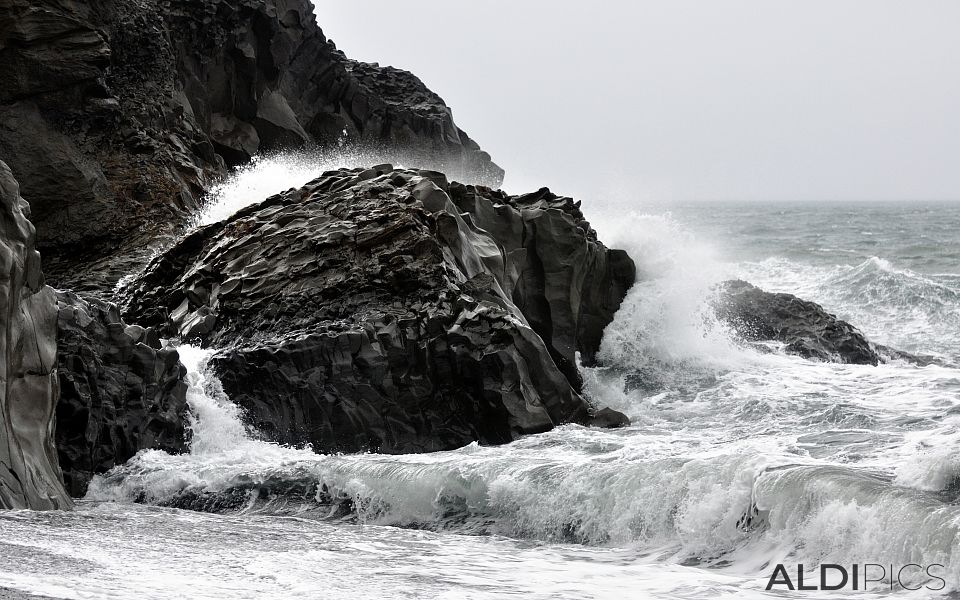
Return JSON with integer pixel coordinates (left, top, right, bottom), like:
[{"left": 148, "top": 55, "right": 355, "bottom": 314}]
[{"left": 78, "top": 193, "right": 960, "bottom": 597}]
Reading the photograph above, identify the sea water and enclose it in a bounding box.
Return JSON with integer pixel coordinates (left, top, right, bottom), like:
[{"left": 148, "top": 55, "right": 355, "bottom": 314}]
[{"left": 2, "top": 156, "right": 958, "bottom": 599}]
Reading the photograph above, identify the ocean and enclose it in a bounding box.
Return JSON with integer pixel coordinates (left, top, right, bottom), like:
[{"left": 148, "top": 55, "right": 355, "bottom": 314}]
[{"left": 2, "top": 156, "right": 958, "bottom": 599}]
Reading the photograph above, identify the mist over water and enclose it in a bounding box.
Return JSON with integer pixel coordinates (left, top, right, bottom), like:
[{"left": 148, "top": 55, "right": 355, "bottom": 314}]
[{"left": 3, "top": 158, "right": 960, "bottom": 599}]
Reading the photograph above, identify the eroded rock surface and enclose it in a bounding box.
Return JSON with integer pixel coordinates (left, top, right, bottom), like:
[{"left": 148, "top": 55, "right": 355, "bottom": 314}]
[
  {"left": 0, "top": 0, "right": 502, "bottom": 293},
  {"left": 122, "top": 166, "right": 631, "bottom": 453},
  {"left": 714, "top": 280, "right": 880, "bottom": 365},
  {"left": 0, "top": 160, "right": 70, "bottom": 510},
  {"left": 448, "top": 184, "right": 636, "bottom": 385},
  {"left": 55, "top": 291, "right": 188, "bottom": 496}
]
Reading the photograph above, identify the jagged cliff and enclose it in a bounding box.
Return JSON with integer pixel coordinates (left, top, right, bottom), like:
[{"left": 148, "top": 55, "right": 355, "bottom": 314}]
[
  {"left": 120, "top": 166, "right": 631, "bottom": 453},
  {"left": 0, "top": 0, "right": 502, "bottom": 292},
  {"left": 0, "top": 161, "right": 70, "bottom": 510},
  {"left": 55, "top": 290, "right": 188, "bottom": 496},
  {"left": 1, "top": 0, "right": 902, "bottom": 512}
]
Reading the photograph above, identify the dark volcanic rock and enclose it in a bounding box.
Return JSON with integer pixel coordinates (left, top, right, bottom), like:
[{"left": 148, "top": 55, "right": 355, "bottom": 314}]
[
  {"left": 0, "top": 160, "right": 70, "bottom": 510},
  {"left": 0, "top": 0, "right": 502, "bottom": 293},
  {"left": 122, "top": 166, "right": 630, "bottom": 453},
  {"left": 714, "top": 280, "right": 880, "bottom": 365},
  {"left": 54, "top": 291, "right": 188, "bottom": 497},
  {"left": 448, "top": 183, "right": 636, "bottom": 385}
]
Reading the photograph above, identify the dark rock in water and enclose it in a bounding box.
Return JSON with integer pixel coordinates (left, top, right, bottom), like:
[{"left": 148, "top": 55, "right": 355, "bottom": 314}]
[
  {"left": 0, "top": 0, "right": 502, "bottom": 294},
  {"left": 54, "top": 291, "right": 188, "bottom": 497},
  {"left": 447, "top": 184, "right": 636, "bottom": 385},
  {"left": 714, "top": 280, "right": 880, "bottom": 365},
  {"left": 0, "top": 161, "right": 71, "bottom": 510},
  {"left": 585, "top": 407, "right": 631, "bottom": 429},
  {"left": 122, "top": 166, "right": 630, "bottom": 453}
]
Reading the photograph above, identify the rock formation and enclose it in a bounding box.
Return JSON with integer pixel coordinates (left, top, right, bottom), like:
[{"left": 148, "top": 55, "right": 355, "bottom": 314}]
[
  {"left": 121, "top": 166, "right": 631, "bottom": 453},
  {"left": 0, "top": 0, "right": 502, "bottom": 293},
  {"left": 714, "top": 279, "right": 880, "bottom": 365},
  {"left": 447, "top": 184, "right": 636, "bottom": 385},
  {"left": 0, "top": 160, "right": 71, "bottom": 510},
  {"left": 55, "top": 291, "right": 188, "bottom": 496}
]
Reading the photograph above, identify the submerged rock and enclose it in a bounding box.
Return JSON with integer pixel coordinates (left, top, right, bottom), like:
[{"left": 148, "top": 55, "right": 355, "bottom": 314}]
[
  {"left": 122, "top": 166, "right": 631, "bottom": 453},
  {"left": 0, "top": 160, "right": 70, "bottom": 510},
  {"left": 714, "top": 280, "right": 880, "bottom": 365},
  {"left": 0, "top": 0, "right": 502, "bottom": 293},
  {"left": 55, "top": 291, "right": 188, "bottom": 497}
]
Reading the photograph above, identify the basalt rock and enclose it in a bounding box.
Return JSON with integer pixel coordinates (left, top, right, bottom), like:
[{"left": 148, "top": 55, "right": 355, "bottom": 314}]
[
  {"left": 121, "top": 166, "right": 629, "bottom": 454},
  {"left": 54, "top": 291, "right": 188, "bottom": 497},
  {"left": 0, "top": 160, "right": 70, "bottom": 510},
  {"left": 714, "top": 280, "right": 880, "bottom": 365},
  {"left": 448, "top": 183, "right": 636, "bottom": 385},
  {"left": 0, "top": 0, "right": 502, "bottom": 293}
]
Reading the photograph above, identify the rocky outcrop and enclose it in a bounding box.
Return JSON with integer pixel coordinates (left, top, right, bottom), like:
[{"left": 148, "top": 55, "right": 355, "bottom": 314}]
[
  {"left": 714, "top": 280, "right": 880, "bottom": 365},
  {"left": 448, "top": 184, "right": 635, "bottom": 385},
  {"left": 0, "top": 0, "right": 502, "bottom": 293},
  {"left": 0, "top": 160, "right": 70, "bottom": 510},
  {"left": 121, "top": 166, "right": 630, "bottom": 454},
  {"left": 55, "top": 291, "right": 188, "bottom": 497}
]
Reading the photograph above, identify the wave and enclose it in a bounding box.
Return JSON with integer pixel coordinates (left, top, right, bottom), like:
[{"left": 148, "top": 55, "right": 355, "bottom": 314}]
[
  {"left": 85, "top": 342, "right": 960, "bottom": 590},
  {"left": 739, "top": 256, "right": 960, "bottom": 359},
  {"left": 196, "top": 149, "right": 394, "bottom": 226},
  {"left": 89, "top": 421, "right": 960, "bottom": 590},
  {"left": 82, "top": 208, "right": 960, "bottom": 594}
]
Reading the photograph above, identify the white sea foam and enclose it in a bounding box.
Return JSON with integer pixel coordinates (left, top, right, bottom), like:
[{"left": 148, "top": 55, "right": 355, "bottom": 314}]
[
  {"left": 77, "top": 211, "right": 960, "bottom": 598},
  {"left": 738, "top": 255, "right": 960, "bottom": 359},
  {"left": 9, "top": 178, "right": 960, "bottom": 598},
  {"left": 196, "top": 149, "right": 400, "bottom": 226}
]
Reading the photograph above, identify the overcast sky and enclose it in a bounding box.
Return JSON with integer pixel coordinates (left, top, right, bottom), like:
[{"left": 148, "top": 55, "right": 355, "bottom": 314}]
[{"left": 316, "top": 2, "right": 960, "bottom": 203}]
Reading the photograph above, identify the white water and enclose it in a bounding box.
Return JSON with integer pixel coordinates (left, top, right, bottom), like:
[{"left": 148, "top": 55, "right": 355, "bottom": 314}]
[
  {"left": 2, "top": 161, "right": 959, "bottom": 598},
  {"left": 196, "top": 149, "right": 403, "bottom": 225}
]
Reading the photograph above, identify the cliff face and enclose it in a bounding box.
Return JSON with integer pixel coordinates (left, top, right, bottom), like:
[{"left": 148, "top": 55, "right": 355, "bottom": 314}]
[
  {"left": 0, "top": 0, "right": 632, "bottom": 500},
  {"left": 448, "top": 184, "right": 636, "bottom": 386},
  {"left": 0, "top": 0, "right": 503, "bottom": 292},
  {"left": 55, "top": 290, "right": 188, "bottom": 497},
  {"left": 0, "top": 161, "right": 71, "bottom": 510},
  {"left": 121, "top": 166, "right": 630, "bottom": 454}
]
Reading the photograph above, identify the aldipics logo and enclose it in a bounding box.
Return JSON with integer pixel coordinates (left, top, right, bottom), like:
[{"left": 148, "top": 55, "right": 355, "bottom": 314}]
[{"left": 765, "top": 564, "right": 947, "bottom": 592}]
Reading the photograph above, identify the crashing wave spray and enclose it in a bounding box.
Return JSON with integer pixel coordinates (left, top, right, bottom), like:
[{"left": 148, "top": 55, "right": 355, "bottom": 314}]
[
  {"left": 738, "top": 256, "right": 960, "bottom": 361},
  {"left": 197, "top": 145, "right": 501, "bottom": 227},
  {"left": 86, "top": 201, "right": 960, "bottom": 594}
]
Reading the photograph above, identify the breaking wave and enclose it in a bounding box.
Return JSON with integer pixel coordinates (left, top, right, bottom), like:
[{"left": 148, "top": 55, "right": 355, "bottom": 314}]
[
  {"left": 739, "top": 255, "right": 960, "bottom": 360},
  {"left": 86, "top": 210, "right": 960, "bottom": 592}
]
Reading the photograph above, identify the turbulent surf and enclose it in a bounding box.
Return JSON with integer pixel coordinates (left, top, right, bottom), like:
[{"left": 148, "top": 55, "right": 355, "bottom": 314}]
[{"left": 3, "top": 159, "right": 957, "bottom": 598}]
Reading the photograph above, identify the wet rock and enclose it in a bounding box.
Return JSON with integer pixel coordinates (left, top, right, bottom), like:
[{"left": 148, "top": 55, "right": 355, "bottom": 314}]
[
  {"left": 714, "top": 280, "right": 880, "bottom": 365},
  {"left": 122, "top": 166, "right": 629, "bottom": 453},
  {"left": 585, "top": 407, "right": 631, "bottom": 429},
  {"left": 54, "top": 291, "right": 188, "bottom": 497},
  {"left": 0, "top": 160, "right": 71, "bottom": 510},
  {"left": 873, "top": 344, "right": 952, "bottom": 368},
  {"left": 448, "top": 183, "right": 636, "bottom": 385},
  {"left": 0, "top": 0, "right": 502, "bottom": 294}
]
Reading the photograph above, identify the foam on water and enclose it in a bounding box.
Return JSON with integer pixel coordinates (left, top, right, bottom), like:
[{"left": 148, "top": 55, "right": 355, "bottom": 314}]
[
  {"left": 5, "top": 183, "right": 960, "bottom": 598},
  {"left": 75, "top": 211, "right": 960, "bottom": 597},
  {"left": 739, "top": 255, "right": 960, "bottom": 360}
]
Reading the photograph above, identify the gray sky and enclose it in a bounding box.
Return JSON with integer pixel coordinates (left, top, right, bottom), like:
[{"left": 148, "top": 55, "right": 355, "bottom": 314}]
[{"left": 316, "top": 1, "right": 960, "bottom": 203}]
